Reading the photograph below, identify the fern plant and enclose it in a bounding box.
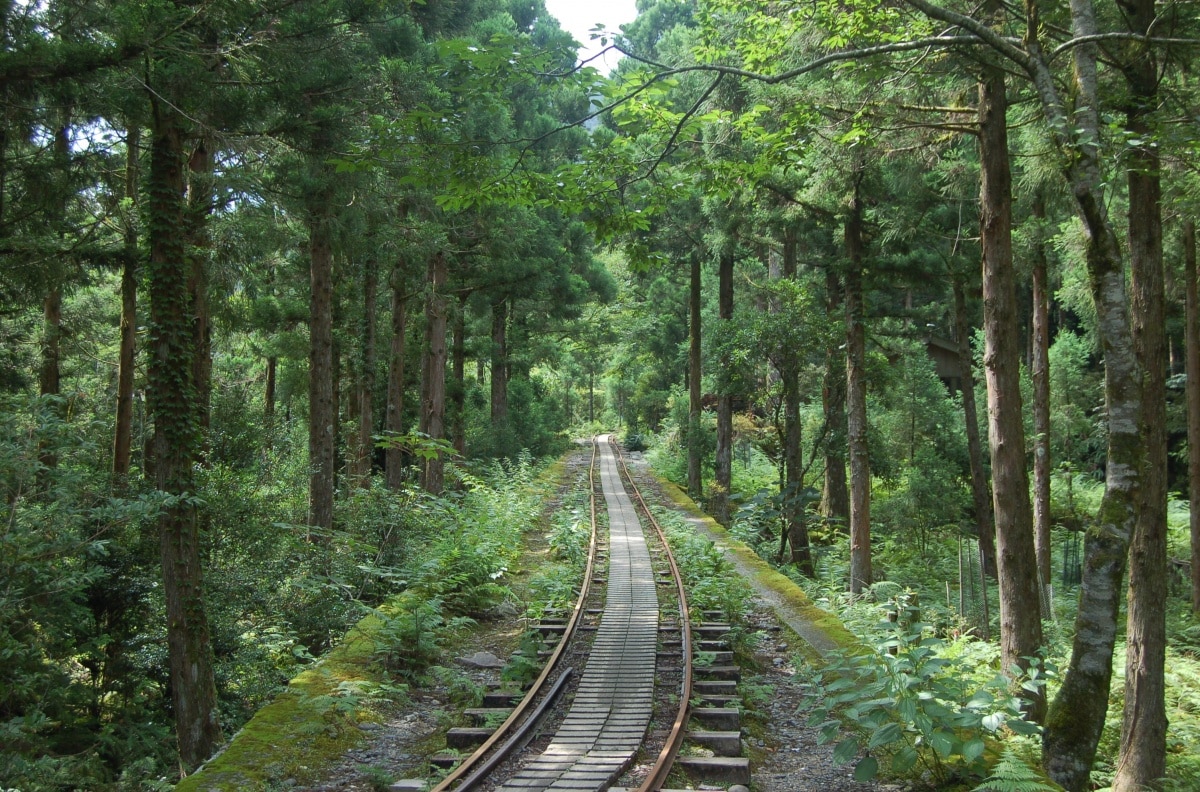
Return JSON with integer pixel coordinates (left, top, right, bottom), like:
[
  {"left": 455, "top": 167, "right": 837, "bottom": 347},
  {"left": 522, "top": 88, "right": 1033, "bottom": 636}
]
[{"left": 973, "top": 748, "right": 1058, "bottom": 792}]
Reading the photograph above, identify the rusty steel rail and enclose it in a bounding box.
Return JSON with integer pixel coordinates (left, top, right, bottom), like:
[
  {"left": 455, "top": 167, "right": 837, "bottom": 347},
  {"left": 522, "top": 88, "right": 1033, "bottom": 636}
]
[
  {"left": 610, "top": 437, "right": 694, "bottom": 792},
  {"left": 430, "top": 438, "right": 602, "bottom": 792}
]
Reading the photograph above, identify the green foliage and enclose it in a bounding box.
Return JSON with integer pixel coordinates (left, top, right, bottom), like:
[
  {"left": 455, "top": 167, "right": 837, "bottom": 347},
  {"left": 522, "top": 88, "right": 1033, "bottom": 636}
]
[
  {"left": 371, "top": 597, "right": 473, "bottom": 680},
  {"left": 972, "top": 748, "right": 1058, "bottom": 792},
  {"left": 501, "top": 630, "right": 545, "bottom": 687},
  {"left": 801, "top": 616, "right": 1045, "bottom": 786}
]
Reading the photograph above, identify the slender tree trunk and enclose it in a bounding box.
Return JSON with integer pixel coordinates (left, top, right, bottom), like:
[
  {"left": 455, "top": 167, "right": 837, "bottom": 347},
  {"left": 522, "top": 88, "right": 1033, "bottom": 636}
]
[
  {"left": 420, "top": 252, "right": 448, "bottom": 494},
  {"left": 1116, "top": 1, "right": 1167, "bottom": 780},
  {"left": 491, "top": 297, "right": 508, "bottom": 431},
  {"left": 354, "top": 257, "right": 378, "bottom": 484},
  {"left": 186, "top": 139, "right": 213, "bottom": 452},
  {"left": 845, "top": 175, "right": 871, "bottom": 595},
  {"left": 954, "top": 275, "right": 996, "bottom": 579},
  {"left": 385, "top": 271, "right": 407, "bottom": 490},
  {"left": 307, "top": 190, "right": 336, "bottom": 531},
  {"left": 265, "top": 357, "right": 276, "bottom": 420},
  {"left": 979, "top": 55, "right": 1045, "bottom": 720},
  {"left": 782, "top": 230, "right": 813, "bottom": 574},
  {"left": 712, "top": 251, "right": 734, "bottom": 526},
  {"left": 146, "top": 102, "right": 221, "bottom": 771},
  {"left": 113, "top": 125, "right": 139, "bottom": 481},
  {"left": 1186, "top": 220, "right": 1200, "bottom": 618},
  {"left": 1031, "top": 193, "right": 1053, "bottom": 587},
  {"left": 1039, "top": 3, "right": 1143, "bottom": 785},
  {"left": 688, "top": 252, "right": 703, "bottom": 499},
  {"left": 451, "top": 292, "right": 466, "bottom": 455},
  {"left": 823, "top": 267, "right": 849, "bottom": 524}
]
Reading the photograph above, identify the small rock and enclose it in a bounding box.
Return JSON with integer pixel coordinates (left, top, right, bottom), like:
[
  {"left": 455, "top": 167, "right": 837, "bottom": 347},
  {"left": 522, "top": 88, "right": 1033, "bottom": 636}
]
[
  {"left": 358, "top": 722, "right": 381, "bottom": 731},
  {"left": 730, "top": 786, "right": 751, "bottom": 792},
  {"left": 389, "top": 781, "right": 427, "bottom": 792},
  {"left": 776, "top": 642, "right": 789, "bottom": 651},
  {"left": 773, "top": 657, "right": 784, "bottom": 666},
  {"left": 487, "top": 600, "right": 519, "bottom": 619},
  {"left": 456, "top": 650, "right": 505, "bottom": 669}
]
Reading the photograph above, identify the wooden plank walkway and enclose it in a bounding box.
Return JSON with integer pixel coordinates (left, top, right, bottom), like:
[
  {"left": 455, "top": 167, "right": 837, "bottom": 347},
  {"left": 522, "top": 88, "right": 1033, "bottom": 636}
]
[{"left": 495, "top": 435, "right": 658, "bottom": 791}]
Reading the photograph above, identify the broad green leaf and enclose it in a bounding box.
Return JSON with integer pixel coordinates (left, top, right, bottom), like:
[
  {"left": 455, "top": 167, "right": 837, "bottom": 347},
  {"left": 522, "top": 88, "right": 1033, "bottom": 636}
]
[
  {"left": 854, "top": 756, "right": 879, "bottom": 782},
  {"left": 833, "top": 737, "right": 859, "bottom": 765}
]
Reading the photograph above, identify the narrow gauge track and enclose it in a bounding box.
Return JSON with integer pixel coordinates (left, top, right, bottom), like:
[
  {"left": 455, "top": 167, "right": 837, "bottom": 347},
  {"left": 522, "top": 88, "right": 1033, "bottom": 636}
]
[{"left": 430, "top": 435, "right": 693, "bottom": 792}]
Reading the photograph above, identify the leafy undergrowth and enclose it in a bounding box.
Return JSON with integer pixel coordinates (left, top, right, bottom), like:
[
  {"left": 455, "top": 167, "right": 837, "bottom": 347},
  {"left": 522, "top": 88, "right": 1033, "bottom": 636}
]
[{"left": 180, "top": 453, "right": 560, "bottom": 791}]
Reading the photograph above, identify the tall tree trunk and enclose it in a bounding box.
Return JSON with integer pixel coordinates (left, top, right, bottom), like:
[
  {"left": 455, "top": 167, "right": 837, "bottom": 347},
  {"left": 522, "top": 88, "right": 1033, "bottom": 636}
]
[
  {"left": 1116, "top": 0, "right": 1167, "bottom": 781},
  {"left": 39, "top": 113, "right": 70, "bottom": 478},
  {"left": 420, "top": 252, "right": 448, "bottom": 494},
  {"left": 491, "top": 297, "right": 508, "bottom": 433},
  {"left": 845, "top": 178, "right": 871, "bottom": 595},
  {"left": 451, "top": 292, "right": 466, "bottom": 455},
  {"left": 385, "top": 271, "right": 407, "bottom": 490},
  {"left": 265, "top": 357, "right": 276, "bottom": 420},
  {"left": 146, "top": 102, "right": 221, "bottom": 771},
  {"left": 712, "top": 251, "right": 734, "bottom": 526},
  {"left": 1186, "top": 220, "right": 1200, "bottom": 618},
  {"left": 688, "top": 251, "right": 703, "bottom": 500},
  {"left": 979, "top": 54, "right": 1045, "bottom": 720},
  {"left": 1039, "top": 2, "right": 1143, "bottom": 785},
  {"left": 954, "top": 275, "right": 997, "bottom": 579},
  {"left": 354, "top": 257, "right": 378, "bottom": 484},
  {"left": 1031, "top": 193, "right": 1053, "bottom": 587},
  {"left": 822, "top": 266, "right": 849, "bottom": 524},
  {"left": 782, "top": 230, "right": 813, "bottom": 574},
  {"left": 186, "top": 139, "right": 213, "bottom": 452},
  {"left": 113, "top": 125, "right": 139, "bottom": 481},
  {"left": 307, "top": 190, "right": 336, "bottom": 531}
]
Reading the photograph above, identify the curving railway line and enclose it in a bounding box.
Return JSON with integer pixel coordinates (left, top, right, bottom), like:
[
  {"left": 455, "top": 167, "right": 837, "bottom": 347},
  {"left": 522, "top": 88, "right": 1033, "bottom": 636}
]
[{"left": 427, "top": 435, "right": 746, "bottom": 792}]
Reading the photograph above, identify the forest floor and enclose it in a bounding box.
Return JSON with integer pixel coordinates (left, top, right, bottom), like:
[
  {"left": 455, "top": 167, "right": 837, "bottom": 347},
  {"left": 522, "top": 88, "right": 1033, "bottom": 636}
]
[{"left": 293, "top": 446, "right": 904, "bottom": 792}]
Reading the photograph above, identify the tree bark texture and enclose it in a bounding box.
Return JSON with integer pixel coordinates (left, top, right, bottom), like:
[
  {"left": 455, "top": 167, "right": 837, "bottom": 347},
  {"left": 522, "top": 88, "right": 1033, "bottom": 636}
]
[
  {"left": 712, "top": 251, "right": 734, "bottom": 527},
  {"left": 420, "top": 252, "right": 448, "bottom": 494},
  {"left": 146, "top": 104, "right": 222, "bottom": 771},
  {"left": 113, "top": 125, "right": 139, "bottom": 481},
  {"left": 307, "top": 190, "right": 336, "bottom": 531},
  {"left": 385, "top": 273, "right": 408, "bottom": 490},
  {"left": 823, "top": 267, "right": 849, "bottom": 525},
  {"left": 845, "top": 179, "right": 871, "bottom": 595},
  {"left": 1031, "top": 193, "right": 1053, "bottom": 586},
  {"left": 1040, "top": 3, "right": 1142, "bottom": 785},
  {"left": 354, "top": 257, "right": 378, "bottom": 484},
  {"left": 688, "top": 251, "right": 703, "bottom": 499},
  {"left": 1116, "top": 1, "right": 1167, "bottom": 781},
  {"left": 1187, "top": 221, "right": 1200, "bottom": 618},
  {"left": 782, "top": 230, "right": 813, "bottom": 574},
  {"left": 491, "top": 297, "right": 508, "bottom": 428},
  {"left": 954, "top": 275, "right": 996, "bottom": 579},
  {"left": 979, "top": 60, "right": 1045, "bottom": 720},
  {"left": 186, "top": 139, "right": 213, "bottom": 449},
  {"left": 451, "top": 293, "right": 466, "bottom": 455}
]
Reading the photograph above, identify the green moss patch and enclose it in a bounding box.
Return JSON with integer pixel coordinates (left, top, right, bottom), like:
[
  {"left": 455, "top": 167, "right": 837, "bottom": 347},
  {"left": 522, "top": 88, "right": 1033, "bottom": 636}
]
[{"left": 650, "top": 474, "right": 859, "bottom": 660}]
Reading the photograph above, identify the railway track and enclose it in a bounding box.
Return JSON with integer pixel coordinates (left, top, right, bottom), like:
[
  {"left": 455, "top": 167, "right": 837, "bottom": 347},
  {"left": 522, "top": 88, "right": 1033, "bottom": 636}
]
[{"left": 426, "top": 435, "right": 749, "bottom": 792}]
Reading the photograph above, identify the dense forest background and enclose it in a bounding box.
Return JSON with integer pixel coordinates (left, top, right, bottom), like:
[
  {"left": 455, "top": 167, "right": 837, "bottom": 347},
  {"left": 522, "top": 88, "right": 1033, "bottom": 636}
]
[{"left": 2, "top": 0, "right": 1199, "bottom": 790}]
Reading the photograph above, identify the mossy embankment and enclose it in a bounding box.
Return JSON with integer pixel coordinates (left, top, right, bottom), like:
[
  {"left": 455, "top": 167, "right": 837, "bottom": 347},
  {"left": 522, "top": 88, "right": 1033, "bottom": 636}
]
[{"left": 648, "top": 472, "right": 860, "bottom": 661}]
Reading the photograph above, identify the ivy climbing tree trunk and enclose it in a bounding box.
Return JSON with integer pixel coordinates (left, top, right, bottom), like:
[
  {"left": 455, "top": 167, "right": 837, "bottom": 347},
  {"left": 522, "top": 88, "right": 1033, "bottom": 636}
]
[
  {"left": 113, "top": 125, "right": 139, "bottom": 482},
  {"left": 712, "top": 250, "right": 734, "bottom": 526},
  {"left": 307, "top": 184, "right": 336, "bottom": 532},
  {"left": 385, "top": 269, "right": 407, "bottom": 491},
  {"left": 978, "top": 52, "right": 1044, "bottom": 721},
  {"left": 186, "top": 139, "right": 213, "bottom": 452},
  {"left": 954, "top": 274, "right": 996, "bottom": 580},
  {"left": 420, "top": 251, "right": 448, "bottom": 494},
  {"left": 146, "top": 101, "right": 222, "bottom": 772},
  {"left": 1116, "top": 0, "right": 1167, "bottom": 780},
  {"left": 688, "top": 250, "right": 703, "bottom": 500},
  {"left": 845, "top": 174, "right": 871, "bottom": 595}
]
